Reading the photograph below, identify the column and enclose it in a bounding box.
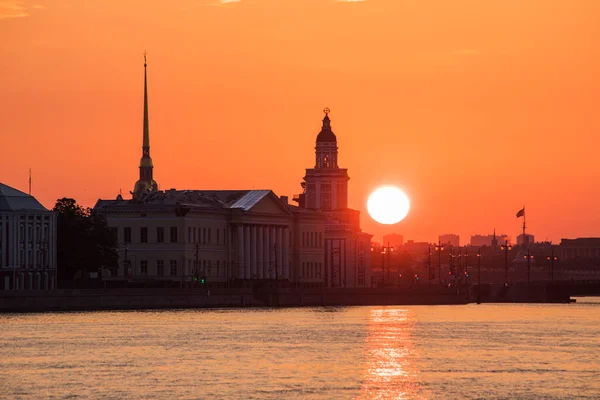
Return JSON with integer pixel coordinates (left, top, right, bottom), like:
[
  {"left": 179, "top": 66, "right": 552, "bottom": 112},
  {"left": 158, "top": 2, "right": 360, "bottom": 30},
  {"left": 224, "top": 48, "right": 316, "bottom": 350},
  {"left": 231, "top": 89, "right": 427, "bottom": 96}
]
[
  {"left": 263, "top": 226, "right": 270, "bottom": 279},
  {"left": 1, "top": 216, "right": 5, "bottom": 268},
  {"left": 283, "top": 227, "right": 290, "bottom": 280},
  {"left": 277, "top": 227, "right": 283, "bottom": 279},
  {"left": 270, "top": 226, "right": 277, "bottom": 278},
  {"left": 244, "top": 225, "right": 251, "bottom": 279},
  {"left": 257, "top": 225, "right": 264, "bottom": 279},
  {"left": 32, "top": 216, "right": 36, "bottom": 269},
  {"left": 251, "top": 225, "right": 257, "bottom": 278},
  {"left": 237, "top": 225, "right": 244, "bottom": 279}
]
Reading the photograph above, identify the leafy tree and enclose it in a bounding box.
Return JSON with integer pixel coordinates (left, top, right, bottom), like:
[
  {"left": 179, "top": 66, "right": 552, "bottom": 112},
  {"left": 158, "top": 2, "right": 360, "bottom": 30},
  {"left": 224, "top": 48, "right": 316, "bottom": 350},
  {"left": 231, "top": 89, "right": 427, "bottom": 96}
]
[{"left": 54, "top": 198, "right": 118, "bottom": 282}]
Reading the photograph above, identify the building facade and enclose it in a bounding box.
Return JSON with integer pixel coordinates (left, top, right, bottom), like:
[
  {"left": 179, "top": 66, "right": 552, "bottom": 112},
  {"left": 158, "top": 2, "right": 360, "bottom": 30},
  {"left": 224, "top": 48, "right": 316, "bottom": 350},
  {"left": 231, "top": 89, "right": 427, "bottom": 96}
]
[
  {"left": 93, "top": 62, "right": 372, "bottom": 288},
  {"left": 0, "top": 183, "right": 57, "bottom": 290},
  {"left": 293, "top": 109, "right": 372, "bottom": 287},
  {"left": 560, "top": 238, "right": 600, "bottom": 260}
]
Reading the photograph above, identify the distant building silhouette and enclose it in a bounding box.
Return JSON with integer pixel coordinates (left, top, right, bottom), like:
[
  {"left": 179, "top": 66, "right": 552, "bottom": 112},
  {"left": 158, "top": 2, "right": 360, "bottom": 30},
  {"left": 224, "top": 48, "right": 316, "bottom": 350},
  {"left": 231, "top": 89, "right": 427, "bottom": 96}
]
[
  {"left": 0, "top": 183, "right": 57, "bottom": 290},
  {"left": 439, "top": 234, "right": 459, "bottom": 247},
  {"left": 383, "top": 233, "right": 403, "bottom": 250},
  {"left": 517, "top": 233, "right": 534, "bottom": 247},
  {"left": 560, "top": 238, "right": 600, "bottom": 260},
  {"left": 471, "top": 231, "right": 510, "bottom": 247}
]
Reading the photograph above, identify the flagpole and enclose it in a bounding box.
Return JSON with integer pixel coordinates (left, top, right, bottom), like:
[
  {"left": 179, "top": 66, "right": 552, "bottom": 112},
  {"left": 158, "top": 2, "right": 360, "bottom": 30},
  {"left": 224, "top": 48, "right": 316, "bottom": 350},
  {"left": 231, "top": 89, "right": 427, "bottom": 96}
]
[{"left": 522, "top": 206, "right": 526, "bottom": 247}]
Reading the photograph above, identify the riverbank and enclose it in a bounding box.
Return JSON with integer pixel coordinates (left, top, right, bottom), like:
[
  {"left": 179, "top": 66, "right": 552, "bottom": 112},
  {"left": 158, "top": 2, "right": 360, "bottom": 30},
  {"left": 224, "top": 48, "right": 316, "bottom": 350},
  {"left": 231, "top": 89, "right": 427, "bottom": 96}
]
[{"left": 0, "top": 283, "right": 576, "bottom": 312}]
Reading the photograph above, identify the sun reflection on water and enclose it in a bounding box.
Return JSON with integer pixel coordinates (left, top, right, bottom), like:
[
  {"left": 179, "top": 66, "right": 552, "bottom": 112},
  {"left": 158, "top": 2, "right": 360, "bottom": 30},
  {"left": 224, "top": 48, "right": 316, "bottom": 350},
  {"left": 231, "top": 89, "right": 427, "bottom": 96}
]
[{"left": 359, "top": 308, "right": 425, "bottom": 400}]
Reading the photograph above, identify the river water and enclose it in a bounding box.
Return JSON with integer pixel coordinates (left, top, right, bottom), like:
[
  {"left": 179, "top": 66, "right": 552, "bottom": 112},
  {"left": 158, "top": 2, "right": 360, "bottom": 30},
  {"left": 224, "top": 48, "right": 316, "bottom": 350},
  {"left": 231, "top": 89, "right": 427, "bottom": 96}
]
[{"left": 1, "top": 299, "right": 599, "bottom": 400}]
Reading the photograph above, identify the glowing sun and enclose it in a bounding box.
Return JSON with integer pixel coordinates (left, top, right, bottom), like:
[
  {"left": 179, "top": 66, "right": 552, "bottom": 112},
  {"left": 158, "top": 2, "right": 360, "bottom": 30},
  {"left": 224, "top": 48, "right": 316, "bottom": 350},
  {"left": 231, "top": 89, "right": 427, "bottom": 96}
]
[{"left": 367, "top": 186, "right": 410, "bottom": 225}]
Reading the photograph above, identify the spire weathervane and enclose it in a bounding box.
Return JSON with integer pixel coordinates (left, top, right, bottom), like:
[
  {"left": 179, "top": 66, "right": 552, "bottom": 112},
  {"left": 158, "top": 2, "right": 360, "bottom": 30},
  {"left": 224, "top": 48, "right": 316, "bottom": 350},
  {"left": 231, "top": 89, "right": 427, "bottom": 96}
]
[
  {"left": 144, "top": 51, "right": 147, "bottom": 67},
  {"left": 323, "top": 107, "right": 330, "bottom": 116}
]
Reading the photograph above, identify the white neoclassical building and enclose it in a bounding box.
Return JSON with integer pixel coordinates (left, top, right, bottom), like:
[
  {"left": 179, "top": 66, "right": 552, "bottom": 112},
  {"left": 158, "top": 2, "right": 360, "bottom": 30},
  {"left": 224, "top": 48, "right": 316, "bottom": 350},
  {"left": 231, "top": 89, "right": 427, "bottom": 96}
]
[
  {"left": 93, "top": 59, "right": 372, "bottom": 288},
  {"left": 0, "top": 183, "right": 57, "bottom": 290}
]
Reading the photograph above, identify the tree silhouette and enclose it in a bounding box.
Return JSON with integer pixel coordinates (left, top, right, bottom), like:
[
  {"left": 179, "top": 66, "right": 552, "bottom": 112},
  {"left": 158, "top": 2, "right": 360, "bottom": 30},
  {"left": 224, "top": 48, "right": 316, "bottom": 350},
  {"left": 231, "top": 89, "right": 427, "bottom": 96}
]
[{"left": 54, "top": 198, "right": 118, "bottom": 283}]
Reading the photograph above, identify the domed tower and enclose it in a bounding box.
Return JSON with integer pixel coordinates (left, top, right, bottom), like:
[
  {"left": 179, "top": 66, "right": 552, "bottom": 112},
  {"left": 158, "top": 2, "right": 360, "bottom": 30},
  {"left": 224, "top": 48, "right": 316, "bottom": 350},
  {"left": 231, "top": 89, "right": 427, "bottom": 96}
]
[
  {"left": 132, "top": 54, "right": 158, "bottom": 199},
  {"left": 296, "top": 109, "right": 349, "bottom": 210}
]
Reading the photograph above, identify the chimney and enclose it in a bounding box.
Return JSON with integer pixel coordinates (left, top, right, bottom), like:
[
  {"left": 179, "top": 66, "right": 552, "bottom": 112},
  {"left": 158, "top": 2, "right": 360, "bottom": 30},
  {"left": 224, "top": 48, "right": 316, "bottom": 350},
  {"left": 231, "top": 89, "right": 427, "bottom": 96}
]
[{"left": 280, "top": 195, "right": 289, "bottom": 204}]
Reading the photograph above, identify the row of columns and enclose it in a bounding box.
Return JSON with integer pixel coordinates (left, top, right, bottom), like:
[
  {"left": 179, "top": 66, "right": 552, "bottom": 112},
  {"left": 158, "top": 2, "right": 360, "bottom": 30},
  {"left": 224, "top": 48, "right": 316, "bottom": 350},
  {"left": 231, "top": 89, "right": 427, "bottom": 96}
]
[
  {"left": 0, "top": 213, "right": 57, "bottom": 270},
  {"left": 236, "top": 224, "right": 289, "bottom": 280},
  {"left": 3, "top": 272, "right": 55, "bottom": 290}
]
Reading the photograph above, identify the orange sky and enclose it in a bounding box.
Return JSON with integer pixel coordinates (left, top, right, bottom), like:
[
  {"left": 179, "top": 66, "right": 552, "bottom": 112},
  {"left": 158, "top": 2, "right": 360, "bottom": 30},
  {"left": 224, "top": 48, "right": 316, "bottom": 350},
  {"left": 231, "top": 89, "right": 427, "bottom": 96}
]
[{"left": 1, "top": 0, "right": 600, "bottom": 244}]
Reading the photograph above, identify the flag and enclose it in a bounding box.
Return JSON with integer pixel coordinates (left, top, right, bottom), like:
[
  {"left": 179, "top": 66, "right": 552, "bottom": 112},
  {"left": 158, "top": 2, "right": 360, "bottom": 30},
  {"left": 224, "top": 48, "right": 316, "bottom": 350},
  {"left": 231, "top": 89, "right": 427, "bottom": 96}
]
[{"left": 516, "top": 208, "right": 525, "bottom": 218}]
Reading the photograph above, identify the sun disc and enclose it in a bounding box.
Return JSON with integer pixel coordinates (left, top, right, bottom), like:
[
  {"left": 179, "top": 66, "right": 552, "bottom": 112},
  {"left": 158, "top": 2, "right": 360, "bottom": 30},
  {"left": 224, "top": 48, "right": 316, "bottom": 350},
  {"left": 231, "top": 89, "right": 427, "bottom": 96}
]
[{"left": 367, "top": 186, "right": 410, "bottom": 225}]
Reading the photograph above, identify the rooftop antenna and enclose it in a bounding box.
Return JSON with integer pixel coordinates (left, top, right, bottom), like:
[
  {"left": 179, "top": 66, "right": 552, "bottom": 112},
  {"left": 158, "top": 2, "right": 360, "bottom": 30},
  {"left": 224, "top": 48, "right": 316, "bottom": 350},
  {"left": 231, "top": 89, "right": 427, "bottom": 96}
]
[{"left": 28, "top": 168, "right": 32, "bottom": 195}]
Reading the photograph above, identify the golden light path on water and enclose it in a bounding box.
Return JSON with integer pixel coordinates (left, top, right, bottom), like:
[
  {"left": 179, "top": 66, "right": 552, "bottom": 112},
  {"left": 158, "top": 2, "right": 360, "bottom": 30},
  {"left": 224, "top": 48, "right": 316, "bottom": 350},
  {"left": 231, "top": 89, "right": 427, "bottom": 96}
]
[{"left": 359, "top": 308, "right": 423, "bottom": 400}]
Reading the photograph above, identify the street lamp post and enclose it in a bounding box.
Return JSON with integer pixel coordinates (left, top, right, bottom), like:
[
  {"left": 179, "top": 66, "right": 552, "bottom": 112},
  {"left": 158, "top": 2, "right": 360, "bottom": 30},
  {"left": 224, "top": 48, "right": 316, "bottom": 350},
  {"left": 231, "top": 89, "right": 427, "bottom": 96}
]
[
  {"left": 477, "top": 247, "right": 482, "bottom": 286},
  {"left": 462, "top": 246, "right": 468, "bottom": 285},
  {"left": 547, "top": 246, "right": 558, "bottom": 283},
  {"left": 524, "top": 249, "right": 534, "bottom": 284},
  {"left": 435, "top": 241, "right": 444, "bottom": 285},
  {"left": 380, "top": 244, "right": 394, "bottom": 284},
  {"left": 477, "top": 248, "right": 482, "bottom": 304},
  {"left": 427, "top": 246, "right": 432, "bottom": 285},
  {"left": 500, "top": 241, "right": 512, "bottom": 283}
]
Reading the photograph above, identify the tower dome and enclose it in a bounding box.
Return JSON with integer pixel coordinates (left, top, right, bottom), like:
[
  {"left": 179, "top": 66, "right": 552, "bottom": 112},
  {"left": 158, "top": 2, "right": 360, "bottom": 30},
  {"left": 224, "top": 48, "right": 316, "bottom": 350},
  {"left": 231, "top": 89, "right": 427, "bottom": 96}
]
[{"left": 316, "top": 110, "right": 337, "bottom": 143}]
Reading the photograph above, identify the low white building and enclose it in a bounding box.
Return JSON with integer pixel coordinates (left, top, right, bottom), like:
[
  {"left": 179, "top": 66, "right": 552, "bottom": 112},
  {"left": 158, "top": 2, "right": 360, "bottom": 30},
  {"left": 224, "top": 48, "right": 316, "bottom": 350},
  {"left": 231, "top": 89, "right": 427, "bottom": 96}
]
[{"left": 0, "top": 183, "right": 57, "bottom": 290}]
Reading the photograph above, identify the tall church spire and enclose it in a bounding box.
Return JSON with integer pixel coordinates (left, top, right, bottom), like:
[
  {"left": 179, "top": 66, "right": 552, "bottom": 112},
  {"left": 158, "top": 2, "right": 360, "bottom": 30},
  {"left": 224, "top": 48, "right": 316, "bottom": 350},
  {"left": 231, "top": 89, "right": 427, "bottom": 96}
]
[
  {"left": 143, "top": 52, "right": 150, "bottom": 150},
  {"left": 133, "top": 52, "right": 158, "bottom": 199}
]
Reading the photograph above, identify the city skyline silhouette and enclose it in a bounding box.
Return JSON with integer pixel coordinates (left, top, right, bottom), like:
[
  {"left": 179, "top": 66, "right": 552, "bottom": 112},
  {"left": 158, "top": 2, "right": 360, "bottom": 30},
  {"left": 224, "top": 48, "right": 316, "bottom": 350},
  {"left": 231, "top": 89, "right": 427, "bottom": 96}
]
[{"left": 1, "top": 0, "right": 599, "bottom": 243}]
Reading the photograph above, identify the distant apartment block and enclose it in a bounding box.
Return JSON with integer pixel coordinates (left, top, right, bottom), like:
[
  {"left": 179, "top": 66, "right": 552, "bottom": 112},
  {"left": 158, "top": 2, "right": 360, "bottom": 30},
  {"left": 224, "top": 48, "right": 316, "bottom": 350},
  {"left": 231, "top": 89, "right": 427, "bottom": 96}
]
[
  {"left": 383, "top": 234, "right": 403, "bottom": 250},
  {"left": 439, "top": 234, "right": 459, "bottom": 247},
  {"left": 517, "top": 234, "right": 535, "bottom": 247}
]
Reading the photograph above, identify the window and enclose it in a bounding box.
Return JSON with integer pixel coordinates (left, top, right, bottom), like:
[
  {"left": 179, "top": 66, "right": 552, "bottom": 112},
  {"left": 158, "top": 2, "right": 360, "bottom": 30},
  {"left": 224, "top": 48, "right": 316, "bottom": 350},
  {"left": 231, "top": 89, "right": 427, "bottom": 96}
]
[
  {"left": 140, "top": 260, "right": 148, "bottom": 275},
  {"left": 170, "top": 260, "right": 177, "bottom": 276},
  {"left": 141, "top": 227, "right": 148, "bottom": 243},
  {"left": 157, "top": 260, "right": 164, "bottom": 276},
  {"left": 194, "top": 227, "right": 197, "bottom": 243},
  {"left": 19, "top": 224, "right": 24, "bottom": 242},
  {"left": 124, "top": 227, "right": 132, "bottom": 243},
  {"left": 43, "top": 225, "right": 49, "bottom": 241},
  {"left": 157, "top": 227, "right": 165, "bottom": 243},
  {"left": 203, "top": 228, "right": 207, "bottom": 244},
  {"left": 224, "top": 229, "right": 228, "bottom": 245},
  {"left": 302, "top": 232, "right": 305, "bottom": 247},
  {"left": 109, "top": 227, "right": 117, "bottom": 241},
  {"left": 28, "top": 225, "right": 32, "bottom": 242},
  {"left": 217, "top": 229, "right": 220, "bottom": 245},
  {"left": 208, "top": 229, "right": 211, "bottom": 244},
  {"left": 188, "top": 227, "right": 192, "bottom": 243},
  {"left": 216, "top": 260, "right": 220, "bottom": 276},
  {"left": 170, "top": 227, "right": 178, "bottom": 243}
]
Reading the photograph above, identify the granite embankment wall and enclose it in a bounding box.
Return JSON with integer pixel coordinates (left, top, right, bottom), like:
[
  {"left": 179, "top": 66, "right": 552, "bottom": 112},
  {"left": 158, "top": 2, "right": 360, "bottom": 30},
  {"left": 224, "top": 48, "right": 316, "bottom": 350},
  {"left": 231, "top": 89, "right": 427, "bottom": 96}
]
[
  {"left": 0, "top": 286, "right": 469, "bottom": 312},
  {"left": 0, "top": 284, "right": 572, "bottom": 313}
]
